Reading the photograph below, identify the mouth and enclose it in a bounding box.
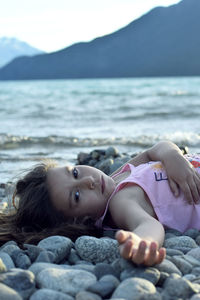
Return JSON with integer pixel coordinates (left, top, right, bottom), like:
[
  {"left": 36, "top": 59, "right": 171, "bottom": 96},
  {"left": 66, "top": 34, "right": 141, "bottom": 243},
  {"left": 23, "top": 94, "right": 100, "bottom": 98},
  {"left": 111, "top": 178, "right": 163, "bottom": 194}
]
[{"left": 101, "top": 176, "right": 105, "bottom": 194}]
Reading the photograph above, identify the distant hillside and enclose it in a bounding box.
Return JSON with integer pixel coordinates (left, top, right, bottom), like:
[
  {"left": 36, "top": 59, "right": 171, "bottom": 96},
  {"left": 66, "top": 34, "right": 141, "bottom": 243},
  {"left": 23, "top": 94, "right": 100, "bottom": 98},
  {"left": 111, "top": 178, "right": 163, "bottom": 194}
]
[
  {"left": 0, "top": 37, "right": 45, "bottom": 68},
  {"left": 0, "top": 0, "right": 200, "bottom": 80}
]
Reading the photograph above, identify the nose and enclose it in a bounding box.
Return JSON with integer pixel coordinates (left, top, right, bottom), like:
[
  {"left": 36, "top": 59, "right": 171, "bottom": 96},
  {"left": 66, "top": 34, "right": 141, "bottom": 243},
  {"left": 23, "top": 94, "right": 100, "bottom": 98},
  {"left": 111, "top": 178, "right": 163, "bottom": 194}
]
[{"left": 80, "top": 176, "right": 95, "bottom": 189}]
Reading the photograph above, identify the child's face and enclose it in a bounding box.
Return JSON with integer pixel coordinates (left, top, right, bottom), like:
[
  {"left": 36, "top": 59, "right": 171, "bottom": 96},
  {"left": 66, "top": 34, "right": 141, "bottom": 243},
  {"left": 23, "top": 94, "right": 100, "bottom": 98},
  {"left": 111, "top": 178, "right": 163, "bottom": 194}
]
[{"left": 47, "top": 165, "right": 115, "bottom": 220}]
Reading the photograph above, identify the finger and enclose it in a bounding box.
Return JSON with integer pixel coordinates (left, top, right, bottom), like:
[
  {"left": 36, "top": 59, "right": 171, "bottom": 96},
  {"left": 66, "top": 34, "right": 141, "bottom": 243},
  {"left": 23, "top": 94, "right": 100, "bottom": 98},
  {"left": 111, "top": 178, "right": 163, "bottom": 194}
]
[
  {"left": 180, "top": 183, "right": 193, "bottom": 204},
  {"left": 115, "top": 230, "right": 131, "bottom": 244},
  {"left": 168, "top": 178, "right": 179, "bottom": 197},
  {"left": 119, "top": 239, "right": 134, "bottom": 259},
  {"left": 131, "top": 240, "right": 147, "bottom": 265},
  {"left": 189, "top": 179, "right": 200, "bottom": 203},
  {"left": 144, "top": 242, "right": 158, "bottom": 266},
  {"left": 156, "top": 247, "right": 166, "bottom": 264}
]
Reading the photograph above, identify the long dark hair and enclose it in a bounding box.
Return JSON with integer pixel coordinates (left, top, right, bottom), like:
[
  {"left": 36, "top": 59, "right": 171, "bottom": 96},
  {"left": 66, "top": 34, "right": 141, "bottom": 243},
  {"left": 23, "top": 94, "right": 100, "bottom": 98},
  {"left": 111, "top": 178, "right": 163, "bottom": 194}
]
[{"left": 0, "top": 161, "right": 101, "bottom": 246}]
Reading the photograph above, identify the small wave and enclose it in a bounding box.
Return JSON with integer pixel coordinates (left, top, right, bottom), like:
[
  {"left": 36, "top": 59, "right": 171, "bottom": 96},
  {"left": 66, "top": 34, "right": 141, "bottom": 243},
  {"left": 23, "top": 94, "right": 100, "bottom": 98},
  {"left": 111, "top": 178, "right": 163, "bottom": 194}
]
[{"left": 1, "top": 133, "right": 200, "bottom": 151}]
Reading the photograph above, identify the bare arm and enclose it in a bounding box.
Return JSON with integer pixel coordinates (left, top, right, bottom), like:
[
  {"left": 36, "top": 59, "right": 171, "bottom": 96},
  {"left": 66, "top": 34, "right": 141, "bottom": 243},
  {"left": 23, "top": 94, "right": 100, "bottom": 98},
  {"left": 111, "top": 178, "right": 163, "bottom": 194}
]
[
  {"left": 112, "top": 196, "right": 166, "bottom": 266},
  {"left": 112, "top": 141, "right": 200, "bottom": 203}
]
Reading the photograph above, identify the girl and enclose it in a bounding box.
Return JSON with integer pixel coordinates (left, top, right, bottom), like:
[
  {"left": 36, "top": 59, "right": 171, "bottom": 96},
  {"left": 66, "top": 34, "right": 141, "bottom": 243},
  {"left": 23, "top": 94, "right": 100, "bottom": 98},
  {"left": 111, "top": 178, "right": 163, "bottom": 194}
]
[{"left": 1, "top": 141, "right": 200, "bottom": 267}]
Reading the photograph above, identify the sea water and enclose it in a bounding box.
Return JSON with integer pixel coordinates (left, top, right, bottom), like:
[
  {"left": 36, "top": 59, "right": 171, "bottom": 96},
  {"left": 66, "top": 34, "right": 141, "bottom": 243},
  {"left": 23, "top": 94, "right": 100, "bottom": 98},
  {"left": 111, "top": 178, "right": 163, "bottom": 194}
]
[{"left": 0, "top": 77, "right": 200, "bottom": 183}]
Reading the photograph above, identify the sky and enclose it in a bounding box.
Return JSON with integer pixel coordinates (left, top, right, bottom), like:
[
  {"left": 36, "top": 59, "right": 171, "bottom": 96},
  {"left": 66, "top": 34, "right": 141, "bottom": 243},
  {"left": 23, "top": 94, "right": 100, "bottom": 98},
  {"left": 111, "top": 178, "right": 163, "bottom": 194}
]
[{"left": 0, "top": 0, "right": 181, "bottom": 53}]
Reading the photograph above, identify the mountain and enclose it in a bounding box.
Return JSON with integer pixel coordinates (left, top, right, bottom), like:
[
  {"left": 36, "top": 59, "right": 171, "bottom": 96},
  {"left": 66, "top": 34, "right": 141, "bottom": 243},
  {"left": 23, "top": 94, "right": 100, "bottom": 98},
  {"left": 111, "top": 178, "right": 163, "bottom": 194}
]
[
  {"left": 0, "top": 37, "right": 45, "bottom": 68},
  {"left": 0, "top": 0, "right": 200, "bottom": 80}
]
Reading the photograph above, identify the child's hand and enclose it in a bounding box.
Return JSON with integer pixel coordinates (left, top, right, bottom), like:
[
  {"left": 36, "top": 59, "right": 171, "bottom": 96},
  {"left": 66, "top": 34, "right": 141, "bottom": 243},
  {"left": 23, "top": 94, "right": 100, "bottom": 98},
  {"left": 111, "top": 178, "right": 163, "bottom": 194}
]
[
  {"left": 115, "top": 230, "right": 166, "bottom": 266},
  {"left": 164, "top": 154, "right": 200, "bottom": 204}
]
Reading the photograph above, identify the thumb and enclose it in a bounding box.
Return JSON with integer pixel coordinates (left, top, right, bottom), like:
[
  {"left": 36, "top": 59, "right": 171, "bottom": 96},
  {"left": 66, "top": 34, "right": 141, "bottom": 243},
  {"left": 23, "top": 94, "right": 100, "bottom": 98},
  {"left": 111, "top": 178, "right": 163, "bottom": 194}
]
[{"left": 168, "top": 178, "right": 179, "bottom": 197}]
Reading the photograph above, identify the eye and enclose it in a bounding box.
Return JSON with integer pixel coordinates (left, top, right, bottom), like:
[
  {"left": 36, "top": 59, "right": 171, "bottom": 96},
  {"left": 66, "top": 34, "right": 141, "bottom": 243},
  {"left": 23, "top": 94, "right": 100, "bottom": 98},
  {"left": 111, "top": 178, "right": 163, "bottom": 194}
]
[
  {"left": 74, "top": 191, "right": 80, "bottom": 203},
  {"left": 73, "top": 167, "right": 78, "bottom": 179}
]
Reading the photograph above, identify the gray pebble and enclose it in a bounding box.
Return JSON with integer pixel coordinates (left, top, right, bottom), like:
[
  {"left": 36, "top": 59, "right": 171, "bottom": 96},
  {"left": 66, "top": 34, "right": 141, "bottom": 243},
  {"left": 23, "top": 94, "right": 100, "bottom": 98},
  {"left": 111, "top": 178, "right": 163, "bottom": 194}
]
[
  {"left": 0, "top": 252, "right": 15, "bottom": 269},
  {"left": 100, "top": 274, "right": 120, "bottom": 287},
  {"left": 94, "top": 262, "right": 119, "bottom": 279},
  {"left": 164, "top": 236, "right": 198, "bottom": 249},
  {"left": 37, "top": 268, "right": 96, "bottom": 296},
  {"left": 195, "top": 235, "right": 200, "bottom": 246},
  {"left": 29, "top": 262, "right": 70, "bottom": 277},
  {"left": 75, "top": 236, "right": 120, "bottom": 264},
  {"left": 23, "top": 244, "right": 44, "bottom": 262},
  {"left": 165, "top": 228, "right": 182, "bottom": 236},
  {"left": 111, "top": 277, "right": 156, "bottom": 300},
  {"left": 11, "top": 250, "right": 31, "bottom": 269},
  {"left": 35, "top": 250, "right": 55, "bottom": 263},
  {"left": 183, "top": 274, "right": 197, "bottom": 281},
  {"left": 1, "top": 244, "right": 21, "bottom": 256},
  {"left": 38, "top": 235, "right": 73, "bottom": 263},
  {"left": 165, "top": 248, "right": 184, "bottom": 256},
  {"left": 0, "top": 282, "right": 22, "bottom": 300},
  {"left": 183, "top": 254, "right": 200, "bottom": 267},
  {"left": 187, "top": 247, "right": 200, "bottom": 260},
  {"left": 120, "top": 267, "right": 160, "bottom": 285},
  {"left": 105, "top": 146, "right": 119, "bottom": 158},
  {"left": 87, "top": 280, "right": 116, "bottom": 298},
  {"left": 68, "top": 248, "right": 81, "bottom": 265},
  {"left": 30, "top": 288, "right": 74, "bottom": 300},
  {"left": 191, "top": 295, "right": 200, "bottom": 300},
  {"left": 162, "top": 273, "right": 198, "bottom": 299},
  {"left": 155, "top": 258, "right": 182, "bottom": 275},
  {"left": 170, "top": 255, "right": 193, "bottom": 275},
  {"left": 0, "top": 258, "right": 7, "bottom": 273},
  {"left": 192, "top": 267, "right": 200, "bottom": 277},
  {"left": 76, "top": 290, "right": 102, "bottom": 300},
  {"left": 184, "top": 229, "right": 200, "bottom": 239},
  {"left": 0, "top": 268, "right": 35, "bottom": 299}
]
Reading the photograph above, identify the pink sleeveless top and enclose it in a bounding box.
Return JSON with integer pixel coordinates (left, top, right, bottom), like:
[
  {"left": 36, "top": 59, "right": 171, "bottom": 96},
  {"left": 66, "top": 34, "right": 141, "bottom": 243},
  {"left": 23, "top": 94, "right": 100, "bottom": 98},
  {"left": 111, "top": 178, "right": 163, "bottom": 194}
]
[{"left": 95, "top": 154, "right": 200, "bottom": 233}]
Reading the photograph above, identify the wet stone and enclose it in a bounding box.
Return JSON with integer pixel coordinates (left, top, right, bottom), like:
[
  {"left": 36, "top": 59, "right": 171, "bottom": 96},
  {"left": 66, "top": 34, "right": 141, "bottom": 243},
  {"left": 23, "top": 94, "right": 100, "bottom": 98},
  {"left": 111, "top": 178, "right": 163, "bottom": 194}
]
[{"left": 170, "top": 255, "right": 193, "bottom": 275}]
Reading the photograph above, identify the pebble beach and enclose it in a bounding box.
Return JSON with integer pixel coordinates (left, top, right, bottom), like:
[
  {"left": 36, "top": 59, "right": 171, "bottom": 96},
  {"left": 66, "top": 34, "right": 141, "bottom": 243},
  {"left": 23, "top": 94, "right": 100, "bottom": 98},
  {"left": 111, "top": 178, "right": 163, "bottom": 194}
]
[{"left": 1, "top": 147, "right": 200, "bottom": 299}]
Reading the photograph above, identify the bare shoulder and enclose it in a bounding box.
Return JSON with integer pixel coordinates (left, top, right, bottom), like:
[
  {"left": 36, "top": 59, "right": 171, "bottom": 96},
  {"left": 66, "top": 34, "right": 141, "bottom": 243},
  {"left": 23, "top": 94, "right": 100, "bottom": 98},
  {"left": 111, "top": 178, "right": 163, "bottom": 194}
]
[{"left": 108, "top": 184, "right": 157, "bottom": 231}]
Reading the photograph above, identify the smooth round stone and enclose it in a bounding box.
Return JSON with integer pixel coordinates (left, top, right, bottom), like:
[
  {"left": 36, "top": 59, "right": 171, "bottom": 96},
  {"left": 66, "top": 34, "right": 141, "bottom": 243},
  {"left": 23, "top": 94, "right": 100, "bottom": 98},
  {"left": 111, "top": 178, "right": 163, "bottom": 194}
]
[
  {"left": 120, "top": 267, "right": 160, "bottom": 285},
  {"left": 162, "top": 273, "right": 198, "bottom": 299},
  {"left": 111, "top": 277, "right": 156, "bottom": 300},
  {"left": 164, "top": 236, "right": 198, "bottom": 249},
  {"left": 171, "top": 255, "right": 193, "bottom": 275},
  {"left": 0, "top": 269, "right": 35, "bottom": 299},
  {"left": 37, "top": 268, "right": 97, "bottom": 297},
  {"left": 165, "top": 228, "right": 182, "bottom": 236},
  {"left": 11, "top": 250, "right": 31, "bottom": 269},
  {"left": 156, "top": 272, "right": 170, "bottom": 287},
  {"left": 184, "top": 254, "right": 200, "bottom": 267},
  {"left": 76, "top": 290, "right": 102, "bottom": 300},
  {"left": 100, "top": 274, "right": 120, "bottom": 287},
  {"left": 38, "top": 236, "right": 73, "bottom": 263},
  {"left": 0, "top": 252, "right": 15, "bottom": 269},
  {"left": 87, "top": 280, "right": 116, "bottom": 298},
  {"left": 183, "top": 274, "right": 197, "bottom": 281},
  {"left": 165, "top": 248, "right": 184, "bottom": 256},
  {"left": 192, "top": 268, "right": 200, "bottom": 277},
  {"left": 71, "top": 264, "right": 95, "bottom": 274},
  {"left": 35, "top": 250, "right": 55, "bottom": 263},
  {"left": 23, "top": 244, "right": 44, "bottom": 262},
  {"left": 0, "top": 282, "right": 22, "bottom": 300},
  {"left": 94, "top": 263, "right": 119, "bottom": 279},
  {"left": 0, "top": 241, "right": 17, "bottom": 249},
  {"left": 105, "top": 146, "right": 119, "bottom": 158},
  {"left": 29, "top": 262, "right": 70, "bottom": 277},
  {"left": 0, "top": 258, "right": 7, "bottom": 273},
  {"left": 187, "top": 248, "right": 200, "bottom": 260},
  {"left": 68, "top": 249, "right": 81, "bottom": 265},
  {"left": 195, "top": 235, "right": 200, "bottom": 246},
  {"left": 1, "top": 244, "right": 21, "bottom": 256},
  {"left": 155, "top": 258, "right": 182, "bottom": 275},
  {"left": 184, "top": 229, "right": 200, "bottom": 239},
  {"left": 97, "top": 158, "right": 114, "bottom": 174},
  {"left": 30, "top": 288, "right": 74, "bottom": 300},
  {"left": 75, "top": 236, "right": 120, "bottom": 264},
  {"left": 191, "top": 295, "right": 200, "bottom": 300}
]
